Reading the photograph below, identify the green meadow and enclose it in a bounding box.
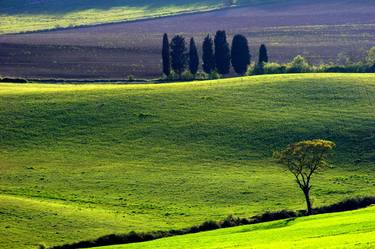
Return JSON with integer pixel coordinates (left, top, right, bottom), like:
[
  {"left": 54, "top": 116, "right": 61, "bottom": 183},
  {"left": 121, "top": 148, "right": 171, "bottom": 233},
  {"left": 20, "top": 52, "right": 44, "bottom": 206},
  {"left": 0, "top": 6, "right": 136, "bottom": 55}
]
[
  {"left": 98, "top": 206, "right": 375, "bottom": 249},
  {"left": 0, "top": 74, "right": 374, "bottom": 248},
  {"left": 0, "top": 0, "right": 283, "bottom": 34},
  {"left": 0, "top": 0, "right": 218, "bottom": 34}
]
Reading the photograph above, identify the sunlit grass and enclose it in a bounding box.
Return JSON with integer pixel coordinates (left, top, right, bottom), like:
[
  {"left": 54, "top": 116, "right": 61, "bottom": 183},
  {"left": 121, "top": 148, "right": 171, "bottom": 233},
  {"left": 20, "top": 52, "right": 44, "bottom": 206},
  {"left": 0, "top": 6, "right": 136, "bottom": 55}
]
[
  {"left": 0, "top": 0, "right": 292, "bottom": 34},
  {"left": 0, "top": 2, "right": 222, "bottom": 34},
  {"left": 0, "top": 74, "right": 374, "bottom": 248},
  {"left": 99, "top": 206, "right": 375, "bottom": 249}
]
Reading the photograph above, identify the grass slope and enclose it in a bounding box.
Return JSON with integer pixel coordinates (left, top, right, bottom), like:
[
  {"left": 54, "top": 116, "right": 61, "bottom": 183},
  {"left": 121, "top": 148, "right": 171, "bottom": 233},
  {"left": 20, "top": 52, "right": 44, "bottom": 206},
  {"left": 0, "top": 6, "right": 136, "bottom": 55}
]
[
  {"left": 0, "top": 0, "right": 218, "bottom": 34},
  {"left": 0, "top": 74, "right": 374, "bottom": 248},
  {"left": 97, "top": 206, "right": 375, "bottom": 249},
  {"left": 0, "top": 0, "right": 290, "bottom": 34}
]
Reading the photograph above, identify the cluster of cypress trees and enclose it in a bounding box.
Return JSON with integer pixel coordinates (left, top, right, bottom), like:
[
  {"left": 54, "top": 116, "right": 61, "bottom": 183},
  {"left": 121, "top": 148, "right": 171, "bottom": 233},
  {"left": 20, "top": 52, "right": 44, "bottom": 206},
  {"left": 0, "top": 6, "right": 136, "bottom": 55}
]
[
  {"left": 162, "top": 31, "right": 269, "bottom": 78},
  {"left": 162, "top": 34, "right": 199, "bottom": 78}
]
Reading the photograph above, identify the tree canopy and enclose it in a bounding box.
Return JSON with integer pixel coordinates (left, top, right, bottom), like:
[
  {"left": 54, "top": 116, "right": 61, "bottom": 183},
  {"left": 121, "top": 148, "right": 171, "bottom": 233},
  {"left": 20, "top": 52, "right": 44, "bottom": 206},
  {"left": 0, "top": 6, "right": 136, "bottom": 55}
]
[
  {"left": 214, "top": 30, "right": 231, "bottom": 75},
  {"left": 202, "top": 35, "right": 215, "bottom": 74},
  {"left": 170, "top": 35, "right": 187, "bottom": 77},
  {"left": 258, "top": 44, "right": 268, "bottom": 64},
  {"left": 189, "top": 37, "right": 199, "bottom": 75},
  {"left": 231, "top": 34, "right": 251, "bottom": 75},
  {"left": 162, "top": 33, "right": 171, "bottom": 76},
  {"left": 274, "top": 139, "right": 336, "bottom": 214}
]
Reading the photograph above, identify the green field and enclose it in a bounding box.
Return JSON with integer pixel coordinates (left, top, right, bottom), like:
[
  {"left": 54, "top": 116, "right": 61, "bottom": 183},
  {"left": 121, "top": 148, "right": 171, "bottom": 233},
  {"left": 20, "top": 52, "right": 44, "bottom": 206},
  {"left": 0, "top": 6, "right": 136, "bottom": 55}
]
[
  {"left": 0, "top": 74, "right": 374, "bottom": 248},
  {"left": 0, "top": 0, "right": 281, "bottom": 34},
  {"left": 0, "top": 0, "right": 289, "bottom": 34},
  {"left": 98, "top": 206, "right": 375, "bottom": 249},
  {"left": 0, "top": 0, "right": 216, "bottom": 34}
]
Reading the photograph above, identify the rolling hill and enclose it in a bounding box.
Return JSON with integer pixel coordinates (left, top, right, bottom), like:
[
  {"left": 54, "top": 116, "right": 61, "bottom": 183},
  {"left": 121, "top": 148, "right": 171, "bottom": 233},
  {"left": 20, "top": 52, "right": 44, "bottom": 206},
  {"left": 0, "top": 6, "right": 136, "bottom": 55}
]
[
  {"left": 0, "top": 0, "right": 287, "bottom": 34},
  {"left": 94, "top": 206, "right": 375, "bottom": 249},
  {"left": 96, "top": 207, "right": 375, "bottom": 249},
  {"left": 1, "top": 74, "right": 374, "bottom": 248},
  {"left": 0, "top": 0, "right": 219, "bottom": 34}
]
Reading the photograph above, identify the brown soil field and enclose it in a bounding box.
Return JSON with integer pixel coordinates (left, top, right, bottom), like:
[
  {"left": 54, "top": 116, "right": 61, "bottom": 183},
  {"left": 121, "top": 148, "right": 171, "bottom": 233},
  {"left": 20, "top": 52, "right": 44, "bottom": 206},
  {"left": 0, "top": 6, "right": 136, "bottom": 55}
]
[{"left": 0, "top": 0, "right": 374, "bottom": 80}]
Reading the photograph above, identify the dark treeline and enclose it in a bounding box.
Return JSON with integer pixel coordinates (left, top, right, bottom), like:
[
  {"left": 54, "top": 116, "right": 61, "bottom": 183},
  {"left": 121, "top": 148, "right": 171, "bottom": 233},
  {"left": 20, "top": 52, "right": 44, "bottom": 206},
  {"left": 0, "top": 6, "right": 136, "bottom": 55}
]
[
  {"left": 162, "top": 31, "right": 252, "bottom": 80},
  {"left": 0, "top": 77, "right": 28, "bottom": 83},
  {"left": 49, "top": 196, "right": 375, "bottom": 249},
  {"left": 162, "top": 32, "right": 375, "bottom": 80}
]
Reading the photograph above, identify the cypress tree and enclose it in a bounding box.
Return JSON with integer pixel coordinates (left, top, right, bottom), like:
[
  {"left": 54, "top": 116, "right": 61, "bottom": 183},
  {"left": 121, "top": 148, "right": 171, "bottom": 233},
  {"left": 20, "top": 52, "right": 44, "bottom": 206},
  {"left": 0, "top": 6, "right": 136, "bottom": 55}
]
[
  {"left": 231, "top": 34, "right": 251, "bottom": 75},
  {"left": 189, "top": 37, "right": 199, "bottom": 75},
  {"left": 258, "top": 44, "right": 268, "bottom": 64},
  {"left": 202, "top": 35, "right": 215, "bottom": 74},
  {"left": 214, "top": 30, "right": 231, "bottom": 75},
  {"left": 170, "top": 35, "right": 187, "bottom": 78},
  {"left": 162, "top": 33, "right": 171, "bottom": 76},
  {"left": 253, "top": 44, "right": 268, "bottom": 75}
]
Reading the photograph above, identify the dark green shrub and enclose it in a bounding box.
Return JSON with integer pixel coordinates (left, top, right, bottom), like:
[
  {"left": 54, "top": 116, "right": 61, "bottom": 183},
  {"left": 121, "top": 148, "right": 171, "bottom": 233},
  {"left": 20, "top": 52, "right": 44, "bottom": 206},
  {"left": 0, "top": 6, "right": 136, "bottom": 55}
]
[
  {"left": 322, "top": 64, "right": 371, "bottom": 73},
  {"left": 313, "top": 196, "right": 375, "bottom": 214},
  {"left": 252, "top": 210, "right": 297, "bottom": 223},
  {"left": 252, "top": 63, "right": 264, "bottom": 75},
  {"left": 209, "top": 71, "right": 221, "bottom": 80},
  {"left": 181, "top": 71, "right": 195, "bottom": 81},
  {"left": 198, "top": 220, "right": 220, "bottom": 231},
  {"left": 220, "top": 215, "right": 242, "bottom": 228},
  {"left": 0, "top": 77, "right": 28, "bottom": 83},
  {"left": 263, "top": 62, "right": 286, "bottom": 74},
  {"left": 195, "top": 71, "right": 209, "bottom": 80},
  {"left": 286, "top": 55, "right": 311, "bottom": 73}
]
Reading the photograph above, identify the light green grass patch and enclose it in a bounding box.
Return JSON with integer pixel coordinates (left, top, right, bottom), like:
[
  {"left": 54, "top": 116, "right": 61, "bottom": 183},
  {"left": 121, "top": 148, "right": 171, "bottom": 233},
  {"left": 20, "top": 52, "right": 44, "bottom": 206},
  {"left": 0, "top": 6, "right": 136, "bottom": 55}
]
[
  {"left": 99, "top": 206, "right": 375, "bottom": 249},
  {"left": 0, "top": 0, "right": 291, "bottom": 34},
  {"left": 0, "top": 0, "right": 224, "bottom": 34}
]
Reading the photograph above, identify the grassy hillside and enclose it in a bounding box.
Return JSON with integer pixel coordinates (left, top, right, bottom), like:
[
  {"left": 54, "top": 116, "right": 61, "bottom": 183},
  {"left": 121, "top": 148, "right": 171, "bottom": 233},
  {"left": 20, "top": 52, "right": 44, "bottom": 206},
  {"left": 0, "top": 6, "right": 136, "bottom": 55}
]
[
  {"left": 0, "top": 0, "right": 216, "bottom": 34},
  {"left": 0, "top": 74, "right": 374, "bottom": 248},
  {"left": 0, "top": 0, "right": 288, "bottom": 34},
  {"left": 97, "top": 206, "right": 375, "bottom": 249}
]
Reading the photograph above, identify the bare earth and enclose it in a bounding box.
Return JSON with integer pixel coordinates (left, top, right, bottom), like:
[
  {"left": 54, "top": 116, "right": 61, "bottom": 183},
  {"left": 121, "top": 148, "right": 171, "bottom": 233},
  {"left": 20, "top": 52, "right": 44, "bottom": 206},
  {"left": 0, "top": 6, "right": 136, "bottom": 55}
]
[{"left": 0, "top": 0, "right": 374, "bottom": 80}]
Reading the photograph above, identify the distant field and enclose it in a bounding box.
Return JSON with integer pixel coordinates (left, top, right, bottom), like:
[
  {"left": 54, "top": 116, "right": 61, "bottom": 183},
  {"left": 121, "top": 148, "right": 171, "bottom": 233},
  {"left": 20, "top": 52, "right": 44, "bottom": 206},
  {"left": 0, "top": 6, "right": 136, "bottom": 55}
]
[
  {"left": 0, "top": 0, "right": 374, "bottom": 80},
  {"left": 98, "top": 206, "right": 375, "bottom": 249},
  {"left": 0, "top": 0, "right": 222, "bottom": 34},
  {"left": 1, "top": 74, "right": 374, "bottom": 248},
  {"left": 0, "top": 0, "right": 285, "bottom": 34}
]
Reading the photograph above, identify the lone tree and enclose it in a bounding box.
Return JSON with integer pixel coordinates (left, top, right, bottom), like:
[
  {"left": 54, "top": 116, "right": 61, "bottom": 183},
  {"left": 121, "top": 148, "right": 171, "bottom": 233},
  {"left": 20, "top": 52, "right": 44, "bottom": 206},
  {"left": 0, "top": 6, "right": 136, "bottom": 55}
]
[
  {"left": 231, "top": 34, "right": 251, "bottom": 75},
  {"left": 202, "top": 35, "right": 215, "bottom": 74},
  {"left": 162, "top": 33, "right": 171, "bottom": 77},
  {"left": 189, "top": 37, "right": 199, "bottom": 75},
  {"left": 170, "top": 35, "right": 187, "bottom": 78},
  {"left": 274, "top": 139, "right": 335, "bottom": 215},
  {"left": 258, "top": 44, "right": 268, "bottom": 64},
  {"left": 214, "top": 30, "right": 231, "bottom": 75}
]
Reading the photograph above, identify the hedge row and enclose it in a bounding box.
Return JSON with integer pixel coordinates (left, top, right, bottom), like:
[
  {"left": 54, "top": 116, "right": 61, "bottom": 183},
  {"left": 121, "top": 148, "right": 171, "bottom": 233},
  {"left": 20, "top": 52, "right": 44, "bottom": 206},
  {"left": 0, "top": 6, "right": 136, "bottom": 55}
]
[{"left": 49, "top": 196, "right": 375, "bottom": 249}]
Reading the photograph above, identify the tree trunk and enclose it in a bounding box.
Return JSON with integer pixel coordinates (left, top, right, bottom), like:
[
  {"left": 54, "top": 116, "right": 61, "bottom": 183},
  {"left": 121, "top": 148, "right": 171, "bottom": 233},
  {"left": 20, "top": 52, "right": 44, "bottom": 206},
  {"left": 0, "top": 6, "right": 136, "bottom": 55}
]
[{"left": 303, "top": 188, "right": 312, "bottom": 215}]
